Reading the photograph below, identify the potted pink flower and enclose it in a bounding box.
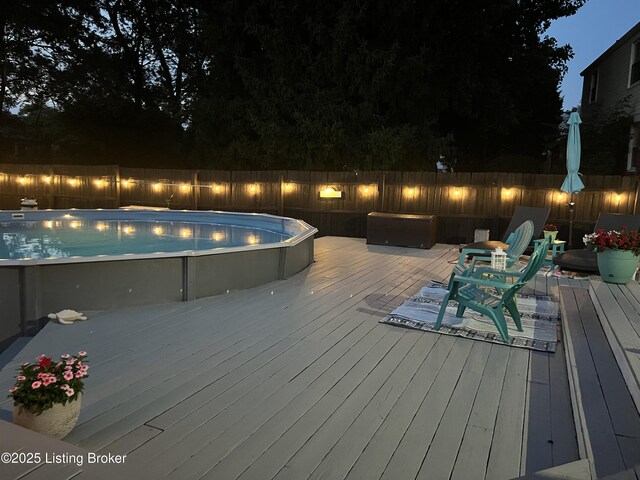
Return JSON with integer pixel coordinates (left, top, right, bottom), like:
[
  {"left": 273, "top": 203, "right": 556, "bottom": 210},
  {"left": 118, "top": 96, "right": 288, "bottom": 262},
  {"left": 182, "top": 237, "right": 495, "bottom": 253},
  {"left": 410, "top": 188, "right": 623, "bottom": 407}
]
[{"left": 8, "top": 352, "right": 89, "bottom": 438}]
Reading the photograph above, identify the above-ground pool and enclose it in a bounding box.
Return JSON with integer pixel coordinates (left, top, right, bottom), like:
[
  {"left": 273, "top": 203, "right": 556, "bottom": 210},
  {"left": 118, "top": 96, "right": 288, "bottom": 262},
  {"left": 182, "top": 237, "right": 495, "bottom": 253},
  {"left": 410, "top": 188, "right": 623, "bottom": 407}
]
[{"left": 0, "top": 209, "right": 317, "bottom": 351}]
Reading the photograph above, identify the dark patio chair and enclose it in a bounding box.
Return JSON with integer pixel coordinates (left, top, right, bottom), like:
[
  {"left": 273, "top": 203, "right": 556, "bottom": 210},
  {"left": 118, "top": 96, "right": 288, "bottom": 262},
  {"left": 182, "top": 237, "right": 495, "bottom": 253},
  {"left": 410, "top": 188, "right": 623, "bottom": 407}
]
[
  {"left": 553, "top": 213, "right": 640, "bottom": 273},
  {"left": 459, "top": 205, "right": 550, "bottom": 254}
]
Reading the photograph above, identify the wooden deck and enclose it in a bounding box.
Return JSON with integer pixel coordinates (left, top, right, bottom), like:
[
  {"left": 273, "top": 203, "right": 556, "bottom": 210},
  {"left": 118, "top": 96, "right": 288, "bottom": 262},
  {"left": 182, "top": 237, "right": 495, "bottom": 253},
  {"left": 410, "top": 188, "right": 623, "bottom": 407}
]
[
  {"left": 560, "top": 283, "right": 640, "bottom": 480},
  {"left": 0, "top": 237, "right": 592, "bottom": 479}
]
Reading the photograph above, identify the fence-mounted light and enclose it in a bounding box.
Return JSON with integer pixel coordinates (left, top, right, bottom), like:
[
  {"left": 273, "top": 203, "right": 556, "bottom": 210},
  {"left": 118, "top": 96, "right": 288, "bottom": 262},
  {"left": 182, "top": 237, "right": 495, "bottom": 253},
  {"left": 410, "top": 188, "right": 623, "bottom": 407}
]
[{"left": 319, "top": 187, "right": 344, "bottom": 199}]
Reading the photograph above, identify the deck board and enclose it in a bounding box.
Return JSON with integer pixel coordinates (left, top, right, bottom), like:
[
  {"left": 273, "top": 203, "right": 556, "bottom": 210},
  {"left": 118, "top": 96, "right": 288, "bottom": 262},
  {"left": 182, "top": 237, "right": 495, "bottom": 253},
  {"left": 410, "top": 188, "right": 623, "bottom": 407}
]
[
  {"left": 378, "top": 338, "right": 475, "bottom": 480},
  {"left": 485, "top": 347, "right": 530, "bottom": 479},
  {"left": 595, "top": 281, "right": 640, "bottom": 407},
  {"left": 342, "top": 336, "right": 458, "bottom": 480},
  {"left": 449, "top": 344, "right": 511, "bottom": 480},
  {"left": 522, "top": 350, "right": 553, "bottom": 473},
  {"left": 415, "top": 341, "right": 493, "bottom": 480},
  {"left": 167, "top": 329, "right": 409, "bottom": 479},
  {"left": 548, "top": 333, "right": 581, "bottom": 466},
  {"left": 235, "top": 332, "right": 439, "bottom": 480},
  {"left": 560, "top": 285, "right": 640, "bottom": 478},
  {"left": 0, "top": 237, "right": 580, "bottom": 480}
]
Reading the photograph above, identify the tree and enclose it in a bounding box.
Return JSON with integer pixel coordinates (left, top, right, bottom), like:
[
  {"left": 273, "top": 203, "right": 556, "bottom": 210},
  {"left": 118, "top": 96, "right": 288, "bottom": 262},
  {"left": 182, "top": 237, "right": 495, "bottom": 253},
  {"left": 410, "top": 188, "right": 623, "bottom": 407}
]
[
  {"left": 0, "top": 1, "right": 103, "bottom": 112},
  {"left": 428, "top": 0, "right": 584, "bottom": 171},
  {"left": 2, "top": 0, "right": 586, "bottom": 170},
  {"left": 581, "top": 98, "right": 632, "bottom": 174}
]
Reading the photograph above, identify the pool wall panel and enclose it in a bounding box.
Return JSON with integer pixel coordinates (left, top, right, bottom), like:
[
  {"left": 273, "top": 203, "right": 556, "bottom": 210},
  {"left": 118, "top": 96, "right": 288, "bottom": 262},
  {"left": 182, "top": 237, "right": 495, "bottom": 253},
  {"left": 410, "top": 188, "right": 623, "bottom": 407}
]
[
  {"left": 282, "top": 238, "right": 315, "bottom": 278},
  {"left": 0, "top": 268, "right": 21, "bottom": 352},
  {"left": 194, "top": 249, "right": 281, "bottom": 299},
  {"left": 38, "top": 259, "right": 184, "bottom": 312}
]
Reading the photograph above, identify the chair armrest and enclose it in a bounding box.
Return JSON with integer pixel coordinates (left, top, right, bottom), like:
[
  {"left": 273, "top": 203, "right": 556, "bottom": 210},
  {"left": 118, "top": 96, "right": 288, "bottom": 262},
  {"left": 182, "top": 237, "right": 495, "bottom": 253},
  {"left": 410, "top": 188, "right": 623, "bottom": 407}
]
[
  {"left": 472, "top": 265, "right": 524, "bottom": 280},
  {"left": 451, "top": 274, "right": 514, "bottom": 290},
  {"left": 458, "top": 248, "right": 492, "bottom": 266}
]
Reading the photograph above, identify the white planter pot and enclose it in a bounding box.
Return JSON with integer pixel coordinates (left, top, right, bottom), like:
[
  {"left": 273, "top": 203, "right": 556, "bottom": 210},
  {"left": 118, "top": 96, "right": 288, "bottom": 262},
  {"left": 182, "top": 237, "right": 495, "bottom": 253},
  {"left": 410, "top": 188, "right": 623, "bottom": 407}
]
[{"left": 13, "top": 396, "right": 81, "bottom": 439}]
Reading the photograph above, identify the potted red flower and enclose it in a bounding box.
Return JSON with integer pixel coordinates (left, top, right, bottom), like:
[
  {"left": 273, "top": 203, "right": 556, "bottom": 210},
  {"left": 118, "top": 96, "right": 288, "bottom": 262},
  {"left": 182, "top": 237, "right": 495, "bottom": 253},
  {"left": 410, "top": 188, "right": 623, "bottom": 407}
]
[
  {"left": 584, "top": 227, "right": 640, "bottom": 283},
  {"left": 543, "top": 223, "right": 558, "bottom": 241}
]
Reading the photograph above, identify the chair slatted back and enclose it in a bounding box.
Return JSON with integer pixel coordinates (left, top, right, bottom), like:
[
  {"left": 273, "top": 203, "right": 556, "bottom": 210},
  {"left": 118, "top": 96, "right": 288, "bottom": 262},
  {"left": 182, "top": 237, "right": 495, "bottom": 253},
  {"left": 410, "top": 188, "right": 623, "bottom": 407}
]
[
  {"left": 501, "top": 238, "right": 550, "bottom": 305},
  {"left": 504, "top": 220, "right": 534, "bottom": 263}
]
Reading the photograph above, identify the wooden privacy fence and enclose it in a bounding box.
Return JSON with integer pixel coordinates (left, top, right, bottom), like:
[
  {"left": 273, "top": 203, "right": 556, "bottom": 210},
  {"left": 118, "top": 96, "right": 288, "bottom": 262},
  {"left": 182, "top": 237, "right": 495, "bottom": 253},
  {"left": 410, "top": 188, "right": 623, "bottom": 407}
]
[{"left": 1, "top": 164, "right": 638, "bottom": 244}]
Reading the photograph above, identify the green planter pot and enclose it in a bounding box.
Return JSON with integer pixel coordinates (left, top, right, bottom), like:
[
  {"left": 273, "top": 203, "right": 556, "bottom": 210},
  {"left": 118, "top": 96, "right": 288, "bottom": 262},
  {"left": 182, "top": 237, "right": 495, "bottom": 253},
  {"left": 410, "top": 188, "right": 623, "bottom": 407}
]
[
  {"left": 596, "top": 249, "right": 640, "bottom": 284},
  {"left": 543, "top": 230, "right": 558, "bottom": 241}
]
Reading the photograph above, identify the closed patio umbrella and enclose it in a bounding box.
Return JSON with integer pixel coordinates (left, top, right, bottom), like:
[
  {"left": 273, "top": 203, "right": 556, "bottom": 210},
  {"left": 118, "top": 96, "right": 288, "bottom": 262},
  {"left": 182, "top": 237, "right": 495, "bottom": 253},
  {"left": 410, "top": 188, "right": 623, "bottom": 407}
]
[{"left": 561, "top": 110, "right": 585, "bottom": 248}]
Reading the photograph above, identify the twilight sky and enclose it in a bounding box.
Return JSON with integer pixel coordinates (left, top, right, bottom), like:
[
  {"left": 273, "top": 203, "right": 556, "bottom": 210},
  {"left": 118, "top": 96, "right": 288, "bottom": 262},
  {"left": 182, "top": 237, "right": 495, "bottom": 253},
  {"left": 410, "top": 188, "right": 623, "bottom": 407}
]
[{"left": 545, "top": 0, "right": 639, "bottom": 110}]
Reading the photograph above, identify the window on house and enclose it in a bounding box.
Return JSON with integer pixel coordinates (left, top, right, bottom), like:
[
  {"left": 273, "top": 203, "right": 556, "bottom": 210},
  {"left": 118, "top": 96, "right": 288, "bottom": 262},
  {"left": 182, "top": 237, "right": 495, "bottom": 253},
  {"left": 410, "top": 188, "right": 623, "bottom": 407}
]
[
  {"left": 589, "top": 70, "right": 598, "bottom": 103},
  {"left": 631, "top": 40, "right": 640, "bottom": 86}
]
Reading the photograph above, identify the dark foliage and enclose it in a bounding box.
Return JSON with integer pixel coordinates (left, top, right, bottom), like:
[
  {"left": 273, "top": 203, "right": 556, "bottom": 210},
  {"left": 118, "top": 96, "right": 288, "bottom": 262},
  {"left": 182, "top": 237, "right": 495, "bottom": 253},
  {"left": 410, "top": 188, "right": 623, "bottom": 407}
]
[
  {"left": 0, "top": 0, "right": 585, "bottom": 170},
  {"left": 581, "top": 98, "right": 633, "bottom": 175}
]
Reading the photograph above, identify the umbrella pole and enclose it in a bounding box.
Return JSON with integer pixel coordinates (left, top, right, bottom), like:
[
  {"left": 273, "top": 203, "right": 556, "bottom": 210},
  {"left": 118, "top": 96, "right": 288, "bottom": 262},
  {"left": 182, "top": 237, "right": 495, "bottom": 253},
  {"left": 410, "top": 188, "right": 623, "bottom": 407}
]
[{"left": 568, "top": 194, "right": 575, "bottom": 249}]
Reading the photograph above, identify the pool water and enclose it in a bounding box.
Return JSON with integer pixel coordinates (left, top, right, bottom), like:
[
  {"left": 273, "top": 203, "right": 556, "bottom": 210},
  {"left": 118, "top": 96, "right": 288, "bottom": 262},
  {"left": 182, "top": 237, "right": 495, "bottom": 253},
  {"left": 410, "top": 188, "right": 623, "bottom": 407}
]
[{"left": 0, "top": 219, "right": 290, "bottom": 259}]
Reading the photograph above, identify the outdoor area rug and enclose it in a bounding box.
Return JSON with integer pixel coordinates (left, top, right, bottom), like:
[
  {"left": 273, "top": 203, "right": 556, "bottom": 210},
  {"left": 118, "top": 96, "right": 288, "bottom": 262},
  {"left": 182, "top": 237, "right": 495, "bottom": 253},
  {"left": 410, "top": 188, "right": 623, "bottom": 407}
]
[
  {"left": 381, "top": 280, "right": 559, "bottom": 352},
  {"left": 452, "top": 258, "right": 591, "bottom": 279},
  {"left": 518, "top": 262, "right": 590, "bottom": 279}
]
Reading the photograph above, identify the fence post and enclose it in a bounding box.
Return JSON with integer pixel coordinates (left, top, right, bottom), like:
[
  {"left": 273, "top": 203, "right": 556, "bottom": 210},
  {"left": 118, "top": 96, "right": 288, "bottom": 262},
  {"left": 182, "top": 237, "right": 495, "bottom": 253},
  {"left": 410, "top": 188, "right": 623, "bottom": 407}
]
[
  {"left": 634, "top": 173, "right": 639, "bottom": 215},
  {"left": 193, "top": 170, "right": 199, "bottom": 210},
  {"left": 48, "top": 166, "right": 55, "bottom": 208},
  {"left": 377, "top": 173, "right": 386, "bottom": 212},
  {"left": 115, "top": 165, "right": 121, "bottom": 208},
  {"left": 228, "top": 170, "right": 235, "bottom": 210},
  {"left": 278, "top": 174, "right": 284, "bottom": 216}
]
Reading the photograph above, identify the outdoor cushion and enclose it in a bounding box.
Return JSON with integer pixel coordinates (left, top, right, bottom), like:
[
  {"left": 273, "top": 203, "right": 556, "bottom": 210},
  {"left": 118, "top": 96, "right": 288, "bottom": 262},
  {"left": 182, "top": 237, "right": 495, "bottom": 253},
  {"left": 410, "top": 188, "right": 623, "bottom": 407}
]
[{"left": 460, "top": 240, "right": 508, "bottom": 252}]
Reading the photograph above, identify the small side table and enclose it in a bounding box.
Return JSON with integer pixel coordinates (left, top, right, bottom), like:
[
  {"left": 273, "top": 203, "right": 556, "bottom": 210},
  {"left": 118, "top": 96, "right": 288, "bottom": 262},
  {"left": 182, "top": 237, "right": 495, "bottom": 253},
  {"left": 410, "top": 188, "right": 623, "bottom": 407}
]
[{"left": 534, "top": 239, "right": 566, "bottom": 266}]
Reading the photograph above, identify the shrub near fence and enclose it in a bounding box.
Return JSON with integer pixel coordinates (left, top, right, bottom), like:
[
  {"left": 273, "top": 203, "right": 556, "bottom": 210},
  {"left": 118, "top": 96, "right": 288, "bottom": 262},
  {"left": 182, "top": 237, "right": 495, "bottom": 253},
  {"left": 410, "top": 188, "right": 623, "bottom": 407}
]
[{"left": 0, "top": 164, "right": 637, "bottom": 244}]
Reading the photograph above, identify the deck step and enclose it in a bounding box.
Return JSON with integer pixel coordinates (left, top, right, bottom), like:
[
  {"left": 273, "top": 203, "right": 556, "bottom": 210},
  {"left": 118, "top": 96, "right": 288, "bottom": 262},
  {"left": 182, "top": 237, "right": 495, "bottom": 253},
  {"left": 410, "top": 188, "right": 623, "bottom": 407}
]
[
  {"left": 599, "top": 465, "right": 640, "bottom": 480},
  {"left": 0, "top": 419, "right": 147, "bottom": 480},
  {"left": 559, "top": 285, "right": 640, "bottom": 480},
  {"left": 0, "top": 337, "right": 32, "bottom": 371},
  {"left": 511, "top": 459, "right": 592, "bottom": 480},
  {"left": 588, "top": 279, "right": 640, "bottom": 416}
]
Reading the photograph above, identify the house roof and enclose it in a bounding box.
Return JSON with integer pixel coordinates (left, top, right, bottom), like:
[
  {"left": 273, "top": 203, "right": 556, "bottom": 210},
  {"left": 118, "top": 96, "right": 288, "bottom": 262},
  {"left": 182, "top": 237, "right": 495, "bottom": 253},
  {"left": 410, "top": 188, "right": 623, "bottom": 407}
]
[{"left": 580, "top": 20, "right": 640, "bottom": 76}]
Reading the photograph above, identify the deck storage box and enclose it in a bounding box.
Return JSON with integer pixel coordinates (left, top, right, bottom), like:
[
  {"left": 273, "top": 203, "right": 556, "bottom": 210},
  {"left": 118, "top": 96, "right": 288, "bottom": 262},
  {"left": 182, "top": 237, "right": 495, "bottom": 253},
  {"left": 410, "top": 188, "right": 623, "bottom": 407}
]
[{"left": 367, "top": 212, "right": 437, "bottom": 249}]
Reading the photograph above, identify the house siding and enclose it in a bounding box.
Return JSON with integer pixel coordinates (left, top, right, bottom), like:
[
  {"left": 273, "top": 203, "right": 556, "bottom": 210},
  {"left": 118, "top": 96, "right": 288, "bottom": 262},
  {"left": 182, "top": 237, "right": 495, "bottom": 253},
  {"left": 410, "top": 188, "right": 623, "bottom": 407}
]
[
  {"left": 580, "top": 22, "right": 640, "bottom": 171},
  {"left": 581, "top": 32, "right": 640, "bottom": 121}
]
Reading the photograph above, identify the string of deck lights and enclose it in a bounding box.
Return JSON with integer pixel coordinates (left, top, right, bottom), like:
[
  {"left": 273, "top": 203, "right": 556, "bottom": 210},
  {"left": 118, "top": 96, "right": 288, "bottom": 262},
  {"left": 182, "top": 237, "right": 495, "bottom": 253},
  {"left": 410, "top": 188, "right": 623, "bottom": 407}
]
[{"left": 0, "top": 171, "right": 629, "bottom": 203}]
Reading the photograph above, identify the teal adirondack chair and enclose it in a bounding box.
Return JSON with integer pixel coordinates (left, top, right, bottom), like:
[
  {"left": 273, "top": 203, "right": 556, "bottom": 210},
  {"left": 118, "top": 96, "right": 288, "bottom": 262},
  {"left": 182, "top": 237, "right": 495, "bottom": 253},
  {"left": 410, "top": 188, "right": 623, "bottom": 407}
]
[
  {"left": 458, "top": 220, "right": 534, "bottom": 269},
  {"left": 435, "top": 237, "right": 550, "bottom": 343}
]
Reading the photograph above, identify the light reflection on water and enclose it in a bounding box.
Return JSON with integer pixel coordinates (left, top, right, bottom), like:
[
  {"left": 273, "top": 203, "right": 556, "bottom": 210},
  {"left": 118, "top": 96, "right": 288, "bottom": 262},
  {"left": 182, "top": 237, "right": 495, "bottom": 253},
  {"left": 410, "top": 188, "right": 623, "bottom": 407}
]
[{"left": 0, "top": 220, "right": 289, "bottom": 260}]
